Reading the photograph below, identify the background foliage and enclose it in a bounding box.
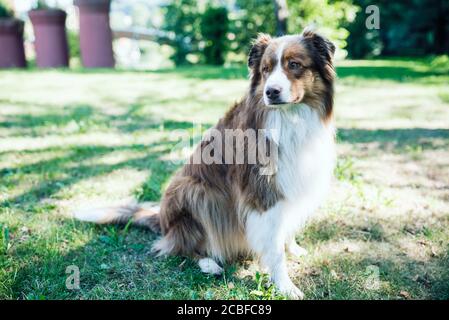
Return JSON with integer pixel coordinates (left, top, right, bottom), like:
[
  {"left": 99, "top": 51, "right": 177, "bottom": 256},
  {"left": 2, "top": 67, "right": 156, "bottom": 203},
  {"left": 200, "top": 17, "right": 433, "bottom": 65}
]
[
  {"left": 347, "top": 0, "right": 449, "bottom": 58},
  {"left": 159, "top": 0, "right": 449, "bottom": 65},
  {"left": 229, "top": 0, "right": 278, "bottom": 61},
  {"left": 200, "top": 6, "right": 229, "bottom": 65},
  {"left": 0, "top": 0, "right": 13, "bottom": 18},
  {"left": 162, "top": 0, "right": 201, "bottom": 65}
]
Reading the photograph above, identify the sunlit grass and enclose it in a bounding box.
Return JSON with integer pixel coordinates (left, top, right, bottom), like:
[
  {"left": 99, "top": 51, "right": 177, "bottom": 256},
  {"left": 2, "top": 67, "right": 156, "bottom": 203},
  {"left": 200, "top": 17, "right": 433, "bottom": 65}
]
[{"left": 0, "top": 58, "right": 448, "bottom": 299}]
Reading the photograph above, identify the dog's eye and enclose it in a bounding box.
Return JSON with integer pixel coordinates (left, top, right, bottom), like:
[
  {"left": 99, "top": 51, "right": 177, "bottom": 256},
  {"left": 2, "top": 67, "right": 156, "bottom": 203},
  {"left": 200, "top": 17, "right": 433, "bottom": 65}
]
[{"left": 288, "top": 61, "right": 301, "bottom": 70}]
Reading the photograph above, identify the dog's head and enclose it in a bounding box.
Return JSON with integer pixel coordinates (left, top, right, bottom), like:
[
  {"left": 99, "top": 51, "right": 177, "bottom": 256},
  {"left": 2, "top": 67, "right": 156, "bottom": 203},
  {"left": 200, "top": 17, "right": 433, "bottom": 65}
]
[{"left": 248, "top": 29, "right": 335, "bottom": 118}]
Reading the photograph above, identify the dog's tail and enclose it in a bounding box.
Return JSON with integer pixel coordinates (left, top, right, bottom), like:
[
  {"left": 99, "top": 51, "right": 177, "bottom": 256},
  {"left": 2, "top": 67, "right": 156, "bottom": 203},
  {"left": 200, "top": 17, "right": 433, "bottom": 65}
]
[{"left": 72, "top": 202, "right": 161, "bottom": 234}]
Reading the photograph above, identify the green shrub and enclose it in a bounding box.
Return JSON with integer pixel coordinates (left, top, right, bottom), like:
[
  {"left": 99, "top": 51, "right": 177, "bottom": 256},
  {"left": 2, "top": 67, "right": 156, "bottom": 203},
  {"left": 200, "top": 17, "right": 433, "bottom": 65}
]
[
  {"left": 288, "top": 0, "right": 358, "bottom": 57},
  {"left": 68, "top": 30, "right": 80, "bottom": 59},
  {"left": 229, "top": 0, "right": 277, "bottom": 61},
  {"left": 200, "top": 6, "right": 229, "bottom": 65},
  {"left": 36, "top": 0, "right": 50, "bottom": 9},
  {"left": 162, "top": 0, "right": 201, "bottom": 65},
  {"left": 0, "top": 0, "right": 13, "bottom": 18}
]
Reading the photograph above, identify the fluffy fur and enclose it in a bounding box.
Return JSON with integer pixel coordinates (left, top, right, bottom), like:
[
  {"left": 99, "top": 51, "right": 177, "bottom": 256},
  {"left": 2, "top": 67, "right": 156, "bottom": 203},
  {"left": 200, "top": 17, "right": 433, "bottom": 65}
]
[{"left": 73, "top": 29, "right": 337, "bottom": 299}]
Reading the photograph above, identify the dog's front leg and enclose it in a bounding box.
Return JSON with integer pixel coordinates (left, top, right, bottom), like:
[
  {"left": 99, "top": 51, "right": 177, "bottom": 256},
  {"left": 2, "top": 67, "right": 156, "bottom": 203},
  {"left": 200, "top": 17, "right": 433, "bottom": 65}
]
[
  {"left": 286, "top": 236, "right": 308, "bottom": 259},
  {"left": 263, "top": 244, "right": 304, "bottom": 299},
  {"left": 246, "top": 203, "right": 304, "bottom": 299}
]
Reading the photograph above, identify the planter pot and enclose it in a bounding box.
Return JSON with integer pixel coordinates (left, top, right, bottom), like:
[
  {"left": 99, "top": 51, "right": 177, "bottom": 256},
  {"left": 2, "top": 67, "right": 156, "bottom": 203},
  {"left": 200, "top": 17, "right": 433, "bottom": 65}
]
[
  {"left": 0, "top": 18, "right": 26, "bottom": 68},
  {"left": 29, "top": 9, "right": 69, "bottom": 68},
  {"left": 74, "top": 0, "right": 114, "bottom": 68}
]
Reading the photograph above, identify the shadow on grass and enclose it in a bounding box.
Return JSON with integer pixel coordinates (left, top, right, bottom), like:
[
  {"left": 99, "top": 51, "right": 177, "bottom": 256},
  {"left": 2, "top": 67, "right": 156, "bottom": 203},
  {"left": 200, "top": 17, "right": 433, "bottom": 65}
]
[
  {"left": 2, "top": 123, "right": 447, "bottom": 211},
  {"left": 0, "top": 99, "right": 213, "bottom": 137},
  {"left": 0, "top": 65, "right": 249, "bottom": 80},
  {"left": 336, "top": 65, "right": 447, "bottom": 82},
  {"left": 0, "top": 104, "right": 95, "bottom": 130},
  {"left": 298, "top": 212, "right": 449, "bottom": 299},
  {"left": 1, "top": 59, "right": 445, "bottom": 82},
  {"left": 299, "top": 246, "right": 449, "bottom": 299},
  {"left": 338, "top": 128, "right": 449, "bottom": 150},
  {"left": 0, "top": 142, "right": 180, "bottom": 211},
  {"left": 8, "top": 226, "right": 238, "bottom": 299},
  {"left": 9, "top": 209, "right": 449, "bottom": 299},
  {"left": 77, "top": 63, "right": 449, "bottom": 82},
  {"left": 0, "top": 95, "right": 215, "bottom": 211},
  {"left": 1, "top": 115, "right": 239, "bottom": 299}
]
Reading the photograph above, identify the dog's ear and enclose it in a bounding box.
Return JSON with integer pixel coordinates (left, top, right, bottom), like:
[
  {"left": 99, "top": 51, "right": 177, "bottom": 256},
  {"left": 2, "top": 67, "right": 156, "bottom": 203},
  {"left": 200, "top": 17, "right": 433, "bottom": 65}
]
[
  {"left": 302, "top": 28, "right": 335, "bottom": 60},
  {"left": 248, "top": 33, "right": 271, "bottom": 69},
  {"left": 248, "top": 33, "right": 271, "bottom": 93},
  {"left": 301, "top": 28, "right": 335, "bottom": 83}
]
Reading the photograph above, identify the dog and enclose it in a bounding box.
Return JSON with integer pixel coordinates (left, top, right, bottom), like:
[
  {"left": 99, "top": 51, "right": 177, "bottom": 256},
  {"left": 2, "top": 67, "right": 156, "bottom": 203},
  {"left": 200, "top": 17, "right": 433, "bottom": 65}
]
[{"left": 74, "top": 28, "right": 336, "bottom": 299}]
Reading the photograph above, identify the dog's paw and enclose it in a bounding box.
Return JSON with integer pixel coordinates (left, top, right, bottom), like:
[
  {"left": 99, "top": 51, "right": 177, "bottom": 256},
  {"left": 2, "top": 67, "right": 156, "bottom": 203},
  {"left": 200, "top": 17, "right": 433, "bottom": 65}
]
[
  {"left": 289, "top": 245, "right": 308, "bottom": 258},
  {"left": 198, "top": 258, "right": 223, "bottom": 275},
  {"left": 277, "top": 279, "right": 304, "bottom": 300},
  {"left": 287, "top": 242, "right": 308, "bottom": 259}
]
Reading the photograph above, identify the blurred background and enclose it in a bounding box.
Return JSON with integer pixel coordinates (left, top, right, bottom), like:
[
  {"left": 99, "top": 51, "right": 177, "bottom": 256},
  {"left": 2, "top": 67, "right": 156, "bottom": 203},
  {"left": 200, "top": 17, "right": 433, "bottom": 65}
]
[{"left": 4, "top": 0, "right": 449, "bottom": 69}]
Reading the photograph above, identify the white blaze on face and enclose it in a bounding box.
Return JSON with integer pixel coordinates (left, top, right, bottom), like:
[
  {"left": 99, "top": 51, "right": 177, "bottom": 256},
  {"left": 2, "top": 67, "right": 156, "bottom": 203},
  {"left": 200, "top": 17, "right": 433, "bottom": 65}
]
[{"left": 263, "top": 42, "right": 292, "bottom": 106}]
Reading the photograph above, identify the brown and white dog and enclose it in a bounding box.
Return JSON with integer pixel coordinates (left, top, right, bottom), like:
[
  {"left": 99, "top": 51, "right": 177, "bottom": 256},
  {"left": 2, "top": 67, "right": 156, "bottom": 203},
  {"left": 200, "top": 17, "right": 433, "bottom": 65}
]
[{"left": 74, "top": 29, "right": 336, "bottom": 299}]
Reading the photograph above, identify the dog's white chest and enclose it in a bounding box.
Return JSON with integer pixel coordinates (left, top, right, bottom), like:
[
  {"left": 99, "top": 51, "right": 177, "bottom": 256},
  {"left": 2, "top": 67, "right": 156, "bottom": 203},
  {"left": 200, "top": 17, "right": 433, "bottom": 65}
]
[{"left": 265, "top": 104, "right": 336, "bottom": 229}]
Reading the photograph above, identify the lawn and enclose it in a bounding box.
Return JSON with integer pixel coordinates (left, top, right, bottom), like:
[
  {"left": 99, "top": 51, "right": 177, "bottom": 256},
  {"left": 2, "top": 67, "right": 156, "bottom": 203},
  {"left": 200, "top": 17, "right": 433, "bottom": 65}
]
[{"left": 0, "top": 58, "right": 448, "bottom": 300}]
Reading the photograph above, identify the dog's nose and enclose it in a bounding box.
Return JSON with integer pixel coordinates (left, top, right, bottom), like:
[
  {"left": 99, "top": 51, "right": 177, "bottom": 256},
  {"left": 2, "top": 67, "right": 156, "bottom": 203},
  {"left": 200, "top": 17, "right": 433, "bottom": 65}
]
[{"left": 265, "top": 86, "right": 281, "bottom": 100}]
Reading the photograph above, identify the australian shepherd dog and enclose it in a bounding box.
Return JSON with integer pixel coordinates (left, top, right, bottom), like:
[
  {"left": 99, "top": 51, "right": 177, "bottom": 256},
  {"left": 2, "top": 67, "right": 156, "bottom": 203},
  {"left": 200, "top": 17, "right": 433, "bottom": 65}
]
[{"left": 75, "top": 28, "right": 336, "bottom": 299}]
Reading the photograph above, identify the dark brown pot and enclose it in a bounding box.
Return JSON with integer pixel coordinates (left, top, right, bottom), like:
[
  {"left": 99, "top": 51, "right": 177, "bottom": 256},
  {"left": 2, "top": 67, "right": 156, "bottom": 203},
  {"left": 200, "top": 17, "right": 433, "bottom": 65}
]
[
  {"left": 29, "top": 9, "right": 69, "bottom": 68},
  {"left": 74, "top": 0, "right": 114, "bottom": 68},
  {"left": 0, "top": 18, "right": 26, "bottom": 68}
]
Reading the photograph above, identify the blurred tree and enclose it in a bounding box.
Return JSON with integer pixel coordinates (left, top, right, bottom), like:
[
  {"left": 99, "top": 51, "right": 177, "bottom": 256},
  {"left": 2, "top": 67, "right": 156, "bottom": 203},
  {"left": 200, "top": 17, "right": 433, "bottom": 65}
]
[
  {"left": 162, "top": 0, "right": 201, "bottom": 65},
  {"left": 382, "top": 0, "right": 449, "bottom": 55},
  {"left": 346, "top": 0, "right": 449, "bottom": 58},
  {"left": 36, "top": 0, "right": 49, "bottom": 9},
  {"left": 200, "top": 6, "right": 229, "bottom": 65},
  {"left": 0, "top": 0, "right": 13, "bottom": 17},
  {"left": 345, "top": 0, "right": 382, "bottom": 58},
  {"left": 229, "top": 0, "right": 357, "bottom": 60},
  {"left": 68, "top": 30, "right": 80, "bottom": 59},
  {"left": 161, "top": 0, "right": 447, "bottom": 64},
  {"left": 287, "top": 0, "right": 358, "bottom": 55},
  {"left": 229, "top": 0, "right": 277, "bottom": 58},
  {"left": 273, "top": 0, "right": 289, "bottom": 36},
  {"left": 433, "top": 0, "right": 449, "bottom": 54}
]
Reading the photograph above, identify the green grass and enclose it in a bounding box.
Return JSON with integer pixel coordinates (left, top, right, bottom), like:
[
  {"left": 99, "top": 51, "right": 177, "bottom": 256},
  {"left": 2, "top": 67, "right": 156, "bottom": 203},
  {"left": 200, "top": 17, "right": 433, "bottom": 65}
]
[{"left": 0, "top": 57, "right": 448, "bottom": 300}]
